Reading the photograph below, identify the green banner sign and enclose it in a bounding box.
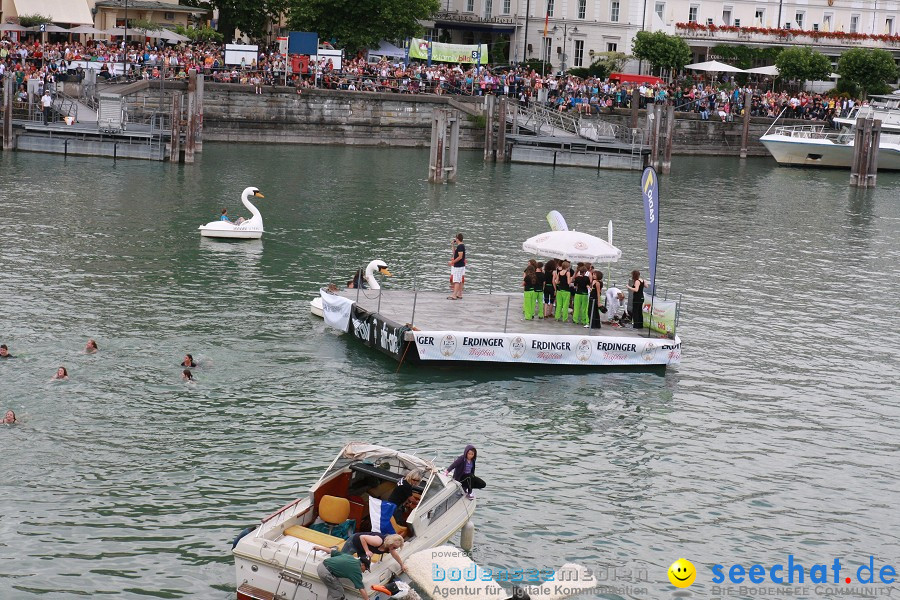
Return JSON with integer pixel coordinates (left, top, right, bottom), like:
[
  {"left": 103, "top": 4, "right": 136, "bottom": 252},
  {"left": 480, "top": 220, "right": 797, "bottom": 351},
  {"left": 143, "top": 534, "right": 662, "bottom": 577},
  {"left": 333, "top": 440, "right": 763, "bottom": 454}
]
[
  {"left": 642, "top": 294, "right": 678, "bottom": 336},
  {"left": 408, "top": 38, "right": 488, "bottom": 64}
]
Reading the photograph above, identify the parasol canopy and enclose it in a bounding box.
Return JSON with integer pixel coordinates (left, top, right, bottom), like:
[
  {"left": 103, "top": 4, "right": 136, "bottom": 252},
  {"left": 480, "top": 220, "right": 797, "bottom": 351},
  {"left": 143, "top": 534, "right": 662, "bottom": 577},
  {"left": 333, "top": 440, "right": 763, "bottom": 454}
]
[
  {"left": 69, "top": 25, "right": 105, "bottom": 35},
  {"left": 686, "top": 60, "right": 746, "bottom": 73},
  {"left": 523, "top": 230, "right": 622, "bottom": 263},
  {"left": 745, "top": 65, "right": 779, "bottom": 76}
]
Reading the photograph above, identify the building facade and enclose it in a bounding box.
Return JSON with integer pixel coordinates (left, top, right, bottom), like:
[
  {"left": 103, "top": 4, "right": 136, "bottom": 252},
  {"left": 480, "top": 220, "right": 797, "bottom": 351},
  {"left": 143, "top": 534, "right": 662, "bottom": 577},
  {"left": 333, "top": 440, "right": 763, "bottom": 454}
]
[
  {"left": 431, "top": 0, "right": 899, "bottom": 72},
  {"left": 1, "top": 0, "right": 206, "bottom": 30}
]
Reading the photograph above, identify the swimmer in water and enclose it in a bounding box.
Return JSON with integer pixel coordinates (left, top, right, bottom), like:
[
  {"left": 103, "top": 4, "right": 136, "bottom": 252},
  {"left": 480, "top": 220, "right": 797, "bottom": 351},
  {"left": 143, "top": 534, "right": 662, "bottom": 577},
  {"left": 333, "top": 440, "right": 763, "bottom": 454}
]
[
  {"left": 0, "top": 344, "right": 12, "bottom": 358},
  {"left": 182, "top": 369, "right": 194, "bottom": 381},
  {"left": 85, "top": 339, "right": 99, "bottom": 353},
  {"left": 3, "top": 410, "right": 16, "bottom": 424},
  {"left": 181, "top": 354, "right": 197, "bottom": 368},
  {"left": 52, "top": 366, "right": 69, "bottom": 380}
]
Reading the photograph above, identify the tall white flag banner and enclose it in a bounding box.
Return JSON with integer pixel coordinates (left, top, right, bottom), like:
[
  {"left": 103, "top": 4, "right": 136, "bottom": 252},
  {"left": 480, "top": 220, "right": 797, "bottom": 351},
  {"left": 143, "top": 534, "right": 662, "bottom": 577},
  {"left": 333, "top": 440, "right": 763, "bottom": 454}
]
[{"left": 320, "top": 289, "right": 353, "bottom": 332}]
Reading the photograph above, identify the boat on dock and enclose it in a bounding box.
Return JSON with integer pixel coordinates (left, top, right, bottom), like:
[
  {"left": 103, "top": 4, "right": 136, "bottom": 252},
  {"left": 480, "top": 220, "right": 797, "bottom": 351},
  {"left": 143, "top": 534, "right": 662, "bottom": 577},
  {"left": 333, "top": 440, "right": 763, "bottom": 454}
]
[
  {"left": 233, "top": 443, "right": 474, "bottom": 600},
  {"left": 760, "top": 95, "right": 900, "bottom": 169},
  {"left": 315, "top": 288, "right": 681, "bottom": 369}
]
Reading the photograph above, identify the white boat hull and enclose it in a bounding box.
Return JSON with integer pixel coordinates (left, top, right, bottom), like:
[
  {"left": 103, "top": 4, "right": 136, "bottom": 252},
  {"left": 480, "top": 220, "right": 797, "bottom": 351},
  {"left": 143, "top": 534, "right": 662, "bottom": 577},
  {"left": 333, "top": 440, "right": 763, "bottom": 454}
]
[
  {"left": 760, "top": 134, "right": 900, "bottom": 169},
  {"left": 198, "top": 225, "right": 263, "bottom": 239},
  {"left": 310, "top": 297, "right": 323, "bottom": 317}
]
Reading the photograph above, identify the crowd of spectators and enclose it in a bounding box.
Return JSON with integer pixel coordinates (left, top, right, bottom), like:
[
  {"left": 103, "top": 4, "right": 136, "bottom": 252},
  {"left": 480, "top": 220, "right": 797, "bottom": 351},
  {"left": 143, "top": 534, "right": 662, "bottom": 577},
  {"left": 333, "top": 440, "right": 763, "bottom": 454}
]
[{"left": 1, "top": 34, "right": 865, "bottom": 125}]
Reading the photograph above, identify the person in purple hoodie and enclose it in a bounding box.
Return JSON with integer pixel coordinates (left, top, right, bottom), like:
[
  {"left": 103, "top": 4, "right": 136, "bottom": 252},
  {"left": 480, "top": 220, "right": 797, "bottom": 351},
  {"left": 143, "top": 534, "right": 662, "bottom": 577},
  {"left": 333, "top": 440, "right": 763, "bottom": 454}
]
[{"left": 445, "top": 445, "right": 485, "bottom": 500}]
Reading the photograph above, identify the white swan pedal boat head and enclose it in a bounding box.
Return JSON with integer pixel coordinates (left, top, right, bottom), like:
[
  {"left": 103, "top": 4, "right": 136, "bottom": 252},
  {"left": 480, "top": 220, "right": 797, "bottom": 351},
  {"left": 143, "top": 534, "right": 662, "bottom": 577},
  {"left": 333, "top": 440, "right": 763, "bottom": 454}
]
[
  {"left": 232, "top": 442, "right": 474, "bottom": 600},
  {"left": 199, "top": 187, "right": 265, "bottom": 239},
  {"left": 310, "top": 260, "right": 392, "bottom": 317}
]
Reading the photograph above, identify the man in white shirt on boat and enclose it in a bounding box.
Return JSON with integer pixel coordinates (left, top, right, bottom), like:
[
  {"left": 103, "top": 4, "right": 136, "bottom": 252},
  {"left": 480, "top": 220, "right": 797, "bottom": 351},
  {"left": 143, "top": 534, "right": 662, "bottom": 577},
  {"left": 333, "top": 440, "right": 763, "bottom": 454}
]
[{"left": 604, "top": 287, "right": 626, "bottom": 324}]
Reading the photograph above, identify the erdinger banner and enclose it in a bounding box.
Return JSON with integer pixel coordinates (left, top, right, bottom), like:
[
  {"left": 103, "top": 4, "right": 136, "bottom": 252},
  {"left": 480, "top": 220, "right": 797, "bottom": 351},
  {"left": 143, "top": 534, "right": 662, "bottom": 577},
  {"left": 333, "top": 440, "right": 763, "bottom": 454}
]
[
  {"left": 408, "top": 38, "right": 488, "bottom": 64},
  {"left": 641, "top": 294, "right": 678, "bottom": 336},
  {"left": 320, "top": 289, "right": 352, "bottom": 332},
  {"left": 413, "top": 331, "right": 681, "bottom": 366},
  {"left": 350, "top": 305, "right": 409, "bottom": 361}
]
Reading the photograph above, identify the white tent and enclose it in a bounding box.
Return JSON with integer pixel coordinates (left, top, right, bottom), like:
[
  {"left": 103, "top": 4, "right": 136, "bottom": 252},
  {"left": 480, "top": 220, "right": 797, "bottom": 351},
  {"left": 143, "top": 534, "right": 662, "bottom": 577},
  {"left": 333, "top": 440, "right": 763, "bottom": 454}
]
[
  {"left": 369, "top": 40, "right": 405, "bottom": 59},
  {"left": 686, "top": 60, "right": 745, "bottom": 73},
  {"left": 745, "top": 65, "right": 779, "bottom": 76},
  {"left": 522, "top": 230, "right": 622, "bottom": 263}
]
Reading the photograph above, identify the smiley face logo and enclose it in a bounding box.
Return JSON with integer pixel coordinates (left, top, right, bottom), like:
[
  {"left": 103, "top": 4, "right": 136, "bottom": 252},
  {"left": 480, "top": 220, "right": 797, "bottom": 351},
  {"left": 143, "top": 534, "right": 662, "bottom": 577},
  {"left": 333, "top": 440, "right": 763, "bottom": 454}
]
[{"left": 668, "top": 558, "right": 696, "bottom": 588}]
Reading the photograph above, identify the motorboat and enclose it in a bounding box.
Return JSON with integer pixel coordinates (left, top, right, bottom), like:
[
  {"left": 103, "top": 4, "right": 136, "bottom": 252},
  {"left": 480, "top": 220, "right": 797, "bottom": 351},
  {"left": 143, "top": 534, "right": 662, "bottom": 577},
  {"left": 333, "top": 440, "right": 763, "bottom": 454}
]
[
  {"left": 199, "top": 187, "right": 265, "bottom": 239},
  {"left": 760, "top": 95, "right": 900, "bottom": 169},
  {"left": 310, "top": 260, "right": 392, "bottom": 317},
  {"left": 233, "top": 442, "right": 475, "bottom": 600}
]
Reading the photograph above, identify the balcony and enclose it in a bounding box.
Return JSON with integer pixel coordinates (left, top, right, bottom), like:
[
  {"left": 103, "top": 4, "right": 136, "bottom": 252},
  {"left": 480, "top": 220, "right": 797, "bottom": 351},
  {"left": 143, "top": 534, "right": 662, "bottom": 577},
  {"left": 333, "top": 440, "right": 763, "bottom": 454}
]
[{"left": 674, "top": 23, "right": 900, "bottom": 50}]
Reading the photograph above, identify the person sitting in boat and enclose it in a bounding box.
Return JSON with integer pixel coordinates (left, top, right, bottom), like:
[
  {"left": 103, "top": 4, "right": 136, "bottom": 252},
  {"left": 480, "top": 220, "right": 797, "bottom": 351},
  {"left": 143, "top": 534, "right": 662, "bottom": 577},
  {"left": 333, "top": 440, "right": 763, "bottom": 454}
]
[
  {"left": 347, "top": 269, "right": 367, "bottom": 289},
  {"left": 219, "top": 208, "right": 245, "bottom": 226},
  {"left": 445, "top": 444, "right": 485, "bottom": 500},
  {"left": 310, "top": 544, "right": 371, "bottom": 600},
  {"left": 348, "top": 532, "right": 407, "bottom": 572},
  {"left": 387, "top": 469, "right": 424, "bottom": 526}
]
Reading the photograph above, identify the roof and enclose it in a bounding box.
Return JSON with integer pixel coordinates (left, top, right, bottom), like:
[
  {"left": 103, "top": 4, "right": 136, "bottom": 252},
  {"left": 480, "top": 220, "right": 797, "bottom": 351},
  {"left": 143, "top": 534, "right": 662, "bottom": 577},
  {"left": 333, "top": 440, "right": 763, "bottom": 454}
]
[
  {"left": 94, "top": 0, "right": 210, "bottom": 14},
  {"left": 340, "top": 442, "right": 438, "bottom": 473},
  {"left": 12, "top": 0, "right": 93, "bottom": 24}
]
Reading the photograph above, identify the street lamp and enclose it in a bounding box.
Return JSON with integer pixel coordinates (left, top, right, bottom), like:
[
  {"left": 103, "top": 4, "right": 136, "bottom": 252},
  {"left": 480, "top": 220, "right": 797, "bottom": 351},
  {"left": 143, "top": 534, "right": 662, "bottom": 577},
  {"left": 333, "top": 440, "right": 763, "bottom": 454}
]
[{"left": 559, "top": 24, "right": 577, "bottom": 73}]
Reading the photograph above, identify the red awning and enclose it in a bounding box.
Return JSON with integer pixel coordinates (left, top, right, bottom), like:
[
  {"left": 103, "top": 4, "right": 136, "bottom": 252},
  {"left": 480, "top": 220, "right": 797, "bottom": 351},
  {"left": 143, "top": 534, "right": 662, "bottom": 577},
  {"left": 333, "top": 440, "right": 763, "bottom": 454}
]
[{"left": 608, "top": 73, "right": 666, "bottom": 86}]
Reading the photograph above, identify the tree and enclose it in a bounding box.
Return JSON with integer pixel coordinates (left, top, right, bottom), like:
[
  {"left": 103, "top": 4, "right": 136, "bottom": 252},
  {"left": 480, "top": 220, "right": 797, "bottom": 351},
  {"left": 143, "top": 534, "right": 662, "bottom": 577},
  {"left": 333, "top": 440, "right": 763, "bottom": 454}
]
[
  {"left": 838, "top": 48, "right": 899, "bottom": 98},
  {"left": 632, "top": 31, "right": 691, "bottom": 75},
  {"left": 287, "top": 0, "right": 439, "bottom": 54},
  {"left": 775, "top": 47, "right": 831, "bottom": 84},
  {"left": 182, "top": 0, "right": 288, "bottom": 41},
  {"left": 17, "top": 13, "right": 52, "bottom": 27},
  {"left": 568, "top": 52, "right": 630, "bottom": 79},
  {"left": 712, "top": 44, "right": 781, "bottom": 70}
]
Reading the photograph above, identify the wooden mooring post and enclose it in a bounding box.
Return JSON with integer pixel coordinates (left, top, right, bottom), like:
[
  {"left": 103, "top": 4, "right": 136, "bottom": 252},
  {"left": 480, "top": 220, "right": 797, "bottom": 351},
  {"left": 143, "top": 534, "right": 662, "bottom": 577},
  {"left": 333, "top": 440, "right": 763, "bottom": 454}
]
[
  {"left": 647, "top": 104, "right": 659, "bottom": 168},
  {"left": 630, "top": 87, "right": 640, "bottom": 129},
  {"left": 169, "top": 93, "right": 182, "bottom": 162},
  {"left": 850, "top": 117, "right": 881, "bottom": 188},
  {"left": 497, "top": 97, "right": 508, "bottom": 162},
  {"left": 740, "top": 90, "right": 752, "bottom": 159},
  {"left": 662, "top": 104, "right": 675, "bottom": 174},
  {"left": 483, "top": 95, "right": 495, "bottom": 161},
  {"left": 3, "top": 75, "right": 13, "bottom": 151},
  {"left": 184, "top": 69, "right": 198, "bottom": 164},
  {"left": 195, "top": 72, "right": 204, "bottom": 153},
  {"left": 428, "top": 108, "right": 460, "bottom": 183}
]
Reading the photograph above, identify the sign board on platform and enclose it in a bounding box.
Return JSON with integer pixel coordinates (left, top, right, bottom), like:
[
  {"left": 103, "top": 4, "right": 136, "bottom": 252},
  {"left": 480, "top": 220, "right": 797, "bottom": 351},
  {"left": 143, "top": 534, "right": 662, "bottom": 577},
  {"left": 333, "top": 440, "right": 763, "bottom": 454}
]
[
  {"left": 224, "top": 44, "right": 259, "bottom": 66},
  {"left": 408, "top": 38, "right": 488, "bottom": 64},
  {"left": 642, "top": 294, "right": 678, "bottom": 336}
]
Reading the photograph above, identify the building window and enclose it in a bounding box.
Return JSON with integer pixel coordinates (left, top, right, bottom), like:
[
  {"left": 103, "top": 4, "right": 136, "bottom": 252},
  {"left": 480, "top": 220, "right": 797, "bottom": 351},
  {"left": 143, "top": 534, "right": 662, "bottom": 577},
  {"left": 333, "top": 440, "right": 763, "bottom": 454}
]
[
  {"left": 546, "top": 0, "right": 554, "bottom": 17},
  {"left": 502, "top": 0, "right": 510, "bottom": 14},
  {"left": 813, "top": 23, "right": 819, "bottom": 31},
  {"left": 574, "top": 39, "right": 584, "bottom": 66},
  {"left": 484, "top": 0, "right": 492, "bottom": 18},
  {"left": 688, "top": 5, "right": 698, "bottom": 23},
  {"left": 887, "top": 17, "right": 895, "bottom": 35},
  {"left": 466, "top": 0, "right": 474, "bottom": 12},
  {"left": 577, "top": 0, "right": 586, "bottom": 19},
  {"left": 734, "top": 18, "right": 740, "bottom": 27},
  {"left": 722, "top": 8, "right": 732, "bottom": 26},
  {"left": 544, "top": 37, "right": 552, "bottom": 63},
  {"left": 795, "top": 12, "right": 804, "bottom": 29},
  {"left": 755, "top": 8, "right": 765, "bottom": 25},
  {"left": 610, "top": 0, "right": 619, "bottom": 22},
  {"left": 606, "top": 42, "right": 617, "bottom": 52},
  {"left": 655, "top": 2, "right": 665, "bottom": 19},
  {"left": 850, "top": 14, "right": 859, "bottom": 33},
  {"left": 164, "top": 11, "right": 175, "bottom": 20},
  {"left": 823, "top": 13, "right": 832, "bottom": 30}
]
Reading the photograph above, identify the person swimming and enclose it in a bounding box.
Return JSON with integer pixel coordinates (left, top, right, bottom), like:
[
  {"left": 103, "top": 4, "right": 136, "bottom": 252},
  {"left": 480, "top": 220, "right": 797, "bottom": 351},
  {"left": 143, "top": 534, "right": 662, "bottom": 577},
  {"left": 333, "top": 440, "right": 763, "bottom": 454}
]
[
  {"left": 181, "top": 354, "right": 197, "bottom": 368},
  {"left": 0, "top": 344, "right": 13, "bottom": 358},
  {"left": 52, "top": 366, "right": 69, "bottom": 380},
  {"left": 182, "top": 369, "right": 194, "bottom": 381},
  {"left": 3, "top": 410, "right": 16, "bottom": 424},
  {"left": 85, "top": 339, "right": 99, "bottom": 353}
]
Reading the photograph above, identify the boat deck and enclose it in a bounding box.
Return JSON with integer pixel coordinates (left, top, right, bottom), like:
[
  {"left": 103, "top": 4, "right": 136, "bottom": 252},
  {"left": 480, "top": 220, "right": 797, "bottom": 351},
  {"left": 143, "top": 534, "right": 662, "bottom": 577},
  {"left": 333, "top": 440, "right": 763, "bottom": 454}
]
[{"left": 336, "top": 289, "right": 656, "bottom": 339}]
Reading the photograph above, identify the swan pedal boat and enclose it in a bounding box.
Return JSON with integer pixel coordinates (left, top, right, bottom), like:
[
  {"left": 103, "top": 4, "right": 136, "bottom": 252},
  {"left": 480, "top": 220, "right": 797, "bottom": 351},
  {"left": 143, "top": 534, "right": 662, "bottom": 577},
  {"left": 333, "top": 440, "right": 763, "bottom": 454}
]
[
  {"left": 199, "top": 187, "right": 265, "bottom": 239},
  {"left": 310, "top": 260, "right": 392, "bottom": 317},
  {"left": 233, "top": 442, "right": 474, "bottom": 600}
]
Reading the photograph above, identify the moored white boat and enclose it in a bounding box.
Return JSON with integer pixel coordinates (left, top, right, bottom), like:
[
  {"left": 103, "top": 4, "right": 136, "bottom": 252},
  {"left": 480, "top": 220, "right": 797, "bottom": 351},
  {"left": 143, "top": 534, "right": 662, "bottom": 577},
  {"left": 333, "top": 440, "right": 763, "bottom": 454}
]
[
  {"left": 310, "top": 260, "right": 392, "bottom": 317},
  {"left": 233, "top": 442, "right": 475, "bottom": 600},
  {"left": 760, "top": 95, "right": 900, "bottom": 169}
]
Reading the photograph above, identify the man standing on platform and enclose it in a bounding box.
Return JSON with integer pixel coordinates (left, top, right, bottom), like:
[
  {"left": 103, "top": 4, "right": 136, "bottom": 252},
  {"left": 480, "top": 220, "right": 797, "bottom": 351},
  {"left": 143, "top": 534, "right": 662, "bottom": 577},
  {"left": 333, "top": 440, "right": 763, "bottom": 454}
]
[
  {"left": 41, "top": 89, "right": 52, "bottom": 125},
  {"left": 448, "top": 232, "right": 466, "bottom": 300}
]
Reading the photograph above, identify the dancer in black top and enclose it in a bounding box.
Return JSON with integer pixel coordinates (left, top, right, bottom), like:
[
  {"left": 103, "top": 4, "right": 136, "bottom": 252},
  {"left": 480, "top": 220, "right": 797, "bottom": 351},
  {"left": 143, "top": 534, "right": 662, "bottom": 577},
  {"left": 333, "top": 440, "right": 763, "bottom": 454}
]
[{"left": 627, "top": 270, "right": 646, "bottom": 329}]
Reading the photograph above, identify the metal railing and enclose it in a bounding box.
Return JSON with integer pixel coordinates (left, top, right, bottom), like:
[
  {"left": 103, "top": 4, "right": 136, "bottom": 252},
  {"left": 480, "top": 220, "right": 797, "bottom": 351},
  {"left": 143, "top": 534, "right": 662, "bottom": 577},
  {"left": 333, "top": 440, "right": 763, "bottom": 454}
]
[{"left": 770, "top": 124, "right": 851, "bottom": 143}]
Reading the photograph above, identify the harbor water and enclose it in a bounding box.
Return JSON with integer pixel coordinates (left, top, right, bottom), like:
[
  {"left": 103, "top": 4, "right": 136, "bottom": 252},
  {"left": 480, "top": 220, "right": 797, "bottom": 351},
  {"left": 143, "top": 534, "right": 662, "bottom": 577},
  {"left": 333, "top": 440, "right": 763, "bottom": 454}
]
[{"left": 1, "top": 145, "right": 898, "bottom": 599}]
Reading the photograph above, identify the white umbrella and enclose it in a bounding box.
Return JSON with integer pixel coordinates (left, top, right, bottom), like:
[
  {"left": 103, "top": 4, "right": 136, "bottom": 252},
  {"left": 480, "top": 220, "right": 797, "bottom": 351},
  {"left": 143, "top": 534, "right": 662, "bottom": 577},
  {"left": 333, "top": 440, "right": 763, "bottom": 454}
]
[
  {"left": 69, "top": 25, "right": 106, "bottom": 35},
  {"left": 523, "top": 230, "right": 622, "bottom": 263},
  {"left": 686, "top": 60, "right": 746, "bottom": 73},
  {"left": 28, "top": 24, "right": 70, "bottom": 33},
  {"left": 746, "top": 65, "right": 779, "bottom": 76},
  {"left": 146, "top": 29, "right": 190, "bottom": 43},
  {"left": 0, "top": 23, "right": 28, "bottom": 32}
]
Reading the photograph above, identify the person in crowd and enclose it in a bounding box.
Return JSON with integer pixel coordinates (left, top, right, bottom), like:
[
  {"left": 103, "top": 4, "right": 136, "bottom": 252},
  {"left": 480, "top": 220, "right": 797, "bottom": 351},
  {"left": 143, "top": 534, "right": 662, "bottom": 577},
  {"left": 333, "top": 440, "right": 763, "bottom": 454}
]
[
  {"left": 347, "top": 268, "right": 367, "bottom": 289},
  {"left": 626, "top": 270, "right": 646, "bottom": 329},
  {"left": 542, "top": 259, "right": 557, "bottom": 319},
  {"left": 348, "top": 532, "right": 407, "bottom": 571},
  {"left": 447, "top": 232, "right": 466, "bottom": 300},
  {"left": 181, "top": 354, "right": 197, "bottom": 368},
  {"left": 604, "top": 287, "right": 626, "bottom": 324},
  {"left": 535, "top": 262, "right": 546, "bottom": 319},
  {"left": 182, "top": 369, "right": 194, "bottom": 382},
  {"left": 388, "top": 469, "right": 424, "bottom": 527},
  {"left": 84, "top": 339, "right": 99, "bottom": 353},
  {"left": 311, "top": 544, "right": 371, "bottom": 600},
  {"left": 3, "top": 410, "right": 17, "bottom": 425},
  {"left": 445, "top": 444, "right": 485, "bottom": 500},
  {"left": 588, "top": 270, "right": 604, "bottom": 329},
  {"left": 522, "top": 264, "right": 538, "bottom": 320},
  {"left": 0, "top": 344, "right": 12, "bottom": 358},
  {"left": 572, "top": 264, "right": 591, "bottom": 326},
  {"left": 554, "top": 261, "right": 572, "bottom": 322},
  {"left": 52, "top": 366, "right": 69, "bottom": 380},
  {"left": 41, "top": 89, "right": 52, "bottom": 125}
]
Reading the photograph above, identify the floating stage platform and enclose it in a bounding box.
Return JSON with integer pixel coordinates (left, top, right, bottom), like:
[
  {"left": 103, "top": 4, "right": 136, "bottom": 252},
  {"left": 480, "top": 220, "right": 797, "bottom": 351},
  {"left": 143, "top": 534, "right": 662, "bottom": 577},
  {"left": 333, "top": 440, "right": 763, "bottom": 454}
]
[{"left": 319, "top": 289, "right": 681, "bottom": 369}]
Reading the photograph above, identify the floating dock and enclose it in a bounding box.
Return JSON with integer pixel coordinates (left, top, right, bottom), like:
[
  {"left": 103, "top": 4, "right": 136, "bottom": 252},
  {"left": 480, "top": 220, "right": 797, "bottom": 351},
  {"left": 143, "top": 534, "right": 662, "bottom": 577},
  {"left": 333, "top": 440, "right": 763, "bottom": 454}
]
[{"left": 321, "top": 289, "right": 681, "bottom": 369}]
